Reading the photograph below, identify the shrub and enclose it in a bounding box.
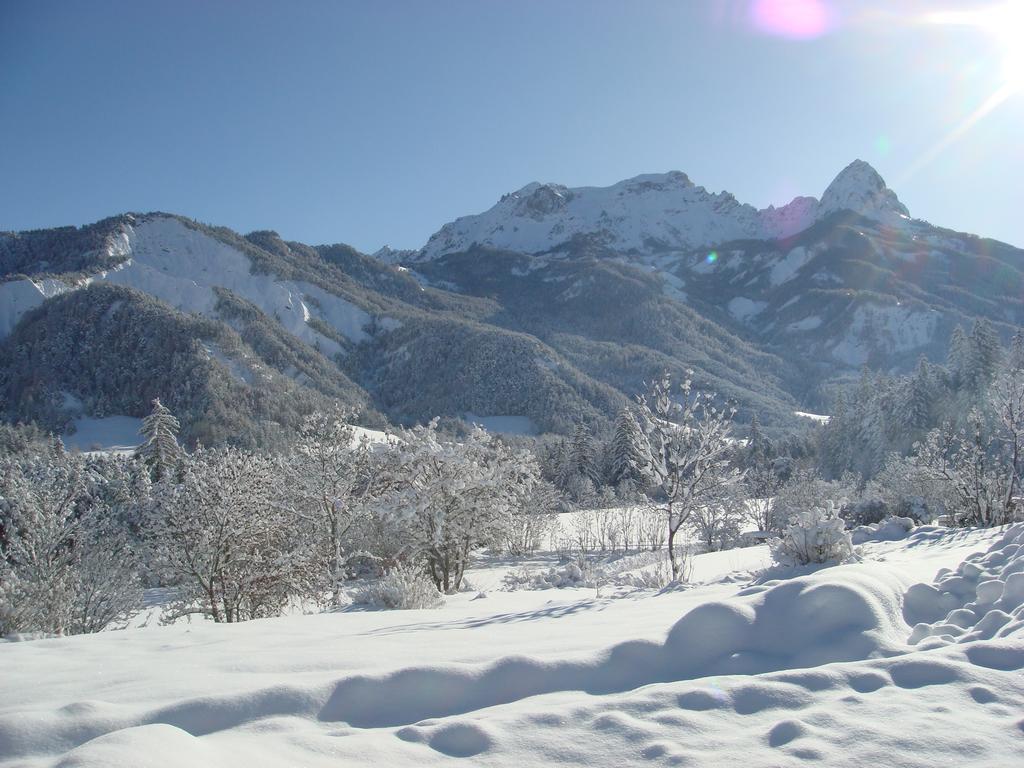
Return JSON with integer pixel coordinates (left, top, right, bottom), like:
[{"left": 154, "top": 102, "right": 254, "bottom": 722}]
[
  {"left": 355, "top": 563, "right": 444, "bottom": 610},
  {"left": 771, "top": 501, "right": 854, "bottom": 566},
  {"left": 841, "top": 498, "right": 889, "bottom": 527}
]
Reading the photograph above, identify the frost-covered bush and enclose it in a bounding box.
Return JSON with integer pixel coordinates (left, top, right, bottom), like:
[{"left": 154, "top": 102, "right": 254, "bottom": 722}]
[
  {"left": 771, "top": 501, "right": 854, "bottom": 566},
  {"left": 0, "top": 453, "right": 142, "bottom": 637},
  {"left": 503, "top": 549, "right": 676, "bottom": 591},
  {"left": 503, "top": 562, "right": 598, "bottom": 590},
  {"left": 773, "top": 470, "right": 855, "bottom": 525},
  {"left": 355, "top": 563, "right": 444, "bottom": 610},
  {"left": 840, "top": 498, "right": 889, "bottom": 527},
  {"left": 867, "top": 455, "right": 952, "bottom": 524}
]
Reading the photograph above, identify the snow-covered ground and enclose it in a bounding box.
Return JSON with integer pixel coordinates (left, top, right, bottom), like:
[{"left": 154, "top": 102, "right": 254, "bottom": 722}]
[
  {"left": 62, "top": 415, "right": 143, "bottom": 453},
  {"left": 2, "top": 525, "right": 1023, "bottom": 767}
]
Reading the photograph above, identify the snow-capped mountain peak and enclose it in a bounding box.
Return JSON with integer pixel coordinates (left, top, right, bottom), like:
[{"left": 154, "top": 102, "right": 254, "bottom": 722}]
[
  {"left": 415, "top": 161, "right": 911, "bottom": 261},
  {"left": 817, "top": 159, "right": 910, "bottom": 222}
]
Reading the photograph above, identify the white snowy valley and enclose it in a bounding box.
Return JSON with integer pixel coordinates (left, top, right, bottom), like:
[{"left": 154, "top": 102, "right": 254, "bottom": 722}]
[{"left": 2, "top": 519, "right": 1023, "bottom": 767}]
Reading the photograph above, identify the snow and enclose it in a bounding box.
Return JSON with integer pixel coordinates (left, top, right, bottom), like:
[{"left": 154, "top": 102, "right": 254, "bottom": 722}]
[
  {"left": 62, "top": 415, "right": 144, "bottom": 452},
  {"left": 817, "top": 159, "right": 910, "bottom": 225},
  {"left": 726, "top": 296, "right": 766, "bottom": 322},
  {"left": 768, "top": 246, "right": 814, "bottom": 286},
  {"left": 794, "top": 411, "right": 830, "bottom": 424},
  {"left": 3, "top": 523, "right": 1022, "bottom": 767},
  {"left": 419, "top": 173, "right": 817, "bottom": 260},
  {"left": 830, "top": 304, "right": 938, "bottom": 367},
  {"left": 462, "top": 413, "right": 539, "bottom": 436},
  {"left": 0, "top": 277, "right": 70, "bottom": 338},
  {"left": 416, "top": 161, "right": 912, "bottom": 261},
  {"left": 70, "top": 216, "right": 373, "bottom": 356},
  {"left": 788, "top": 315, "right": 823, "bottom": 331},
  {"left": 202, "top": 342, "right": 256, "bottom": 386}
]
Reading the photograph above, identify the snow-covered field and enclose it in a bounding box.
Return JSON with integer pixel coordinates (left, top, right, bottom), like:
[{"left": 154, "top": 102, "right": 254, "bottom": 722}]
[{"left": 2, "top": 525, "right": 1023, "bottom": 767}]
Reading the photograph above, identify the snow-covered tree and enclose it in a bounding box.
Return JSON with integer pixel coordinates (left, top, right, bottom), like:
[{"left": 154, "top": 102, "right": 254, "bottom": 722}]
[
  {"left": 911, "top": 412, "right": 1013, "bottom": 527},
  {"left": 902, "top": 356, "right": 936, "bottom": 437},
  {"left": 135, "top": 398, "right": 181, "bottom": 481},
  {"left": 286, "top": 407, "right": 375, "bottom": 604},
  {"left": 380, "top": 422, "right": 534, "bottom": 593},
  {"left": 691, "top": 500, "right": 743, "bottom": 552},
  {"left": 606, "top": 406, "right": 649, "bottom": 487},
  {"left": 0, "top": 454, "right": 140, "bottom": 636},
  {"left": 145, "top": 446, "right": 316, "bottom": 622},
  {"left": 948, "top": 325, "right": 972, "bottom": 389},
  {"left": 990, "top": 368, "right": 1024, "bottom": 516},
  {"left": 569, "top": 424, "right": 602, "bottom": 486},
  {"left": 966, "top": 319, "right": 1002, "bottom": 393},
  {"left": 504, "top": 477, "right": 560, "bottom": 556},
  {"left": 636, "top": 372, "right": 742, "bottom": 581},
  {"left": 743, "top": 455, "right": 788, "bottom": 534}
]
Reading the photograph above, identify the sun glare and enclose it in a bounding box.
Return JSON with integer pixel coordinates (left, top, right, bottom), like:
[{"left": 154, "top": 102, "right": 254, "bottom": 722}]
[{"left": 927, "top": 2, "right": 1024, "bottom": 90}]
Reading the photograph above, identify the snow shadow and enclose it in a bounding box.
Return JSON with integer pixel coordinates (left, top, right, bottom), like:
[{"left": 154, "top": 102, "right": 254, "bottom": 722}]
[{"left": 318, "top": 567, "right": 910, "bottom": 728}]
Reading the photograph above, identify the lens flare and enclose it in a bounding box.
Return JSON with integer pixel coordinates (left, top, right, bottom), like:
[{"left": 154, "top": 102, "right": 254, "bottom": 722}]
[
  {"left": 899, "top": 2, "right": 1023, "bottom": 183},
  {"left": 925, "top": 2, "right": 1024, "bottom": 91},
  {"left": 749, "top": 0, "right": 837, "bottom": 40},
  {"left": 706, "top": 251, "right": 719, "bottom": 264}
]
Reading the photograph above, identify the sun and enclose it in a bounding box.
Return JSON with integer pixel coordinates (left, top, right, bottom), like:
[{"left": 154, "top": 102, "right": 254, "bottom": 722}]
[{"left": 926, "top": 2, "right": 1024, "bottom": 91}]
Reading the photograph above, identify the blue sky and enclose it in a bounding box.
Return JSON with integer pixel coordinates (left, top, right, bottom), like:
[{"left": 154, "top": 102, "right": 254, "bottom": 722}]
[{"left": 2, "top": 0, "right": 1022, "bottom": 250}]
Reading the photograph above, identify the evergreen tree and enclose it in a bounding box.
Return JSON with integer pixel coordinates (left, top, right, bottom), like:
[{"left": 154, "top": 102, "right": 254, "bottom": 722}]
[
  {"left": 569, "top": 424, "right": 601, "bottom": 486},
  {"left": 606, "top": 406, "right": 648, "bottom": 486},
  {"left": 136, "top": 398, "right": 181, "bottom": 481},
  {"left": 904, "top": 356, "right": 934, "bottom": 432},
  {"left": 967, "top": 319, "right": 1002, "bottom": 392},
  {"left": 1007, "top": 329, "right": 1024, "bottom": 372},
  {"left": 743, "top": 413, "right": 773, "bottom": 466},
  {"left": 948, "top": 325, "right": 971, "bottom": 389}
]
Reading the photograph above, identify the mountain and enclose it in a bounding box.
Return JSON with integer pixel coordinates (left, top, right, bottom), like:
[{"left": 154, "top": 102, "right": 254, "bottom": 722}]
[
  {"left": 1, "top": 161, "right": 1020, "bottom": 446},
  {"left": 408, "top": 161, "right": 1022, "bottom": 396},
  {"left": 416, "top": 160, "right": 911, "bottom": 261}
]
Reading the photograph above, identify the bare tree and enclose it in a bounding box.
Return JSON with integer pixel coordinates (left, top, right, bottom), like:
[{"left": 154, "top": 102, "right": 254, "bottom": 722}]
[
  {"left": 636, "top": 373, "right": 742, "bottom": 581},
  {"left": 913, "top": 412, "right": 1013, "bottom": 527},
  {"left": 286, "top": 407, "right": 376, "bottom": 605},
  {"left": 991, "top": 370, "right": 1024, "bottom": 515},
  {"left": 145, "top": 446, "right": 315, "bottom": 622}
]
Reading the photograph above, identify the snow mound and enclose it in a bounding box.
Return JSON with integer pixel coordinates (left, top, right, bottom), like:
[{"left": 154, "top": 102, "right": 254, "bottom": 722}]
[
  {"left": 317, "top": 565, "right": 908, "bottom": 727},
  {"left": 906, "top": 523, "right": 1024, "bottom": 647},
  {"left": 851, "top": 516, "right": 916, "bottom": 545}
]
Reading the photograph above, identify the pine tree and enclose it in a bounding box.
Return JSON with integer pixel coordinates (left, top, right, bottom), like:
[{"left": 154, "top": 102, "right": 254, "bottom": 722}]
[
  {"left": 1007, "top": 329, "right": 1024, "bottom": 372},
  {"left": 553, "top": 439, "right": 574, "bottom": 491},
  {"left": 948, "top": 325, "right": 971, "bottom": 389},
  {"left": 569, "top": 424, "right": 601, "bottom": 486},
  {"left": 606, "top": 406, "right": 648, "bottom": 486},
  {"left": 967, "top": 319, "right": 1002, "bottom": 392},
  {"left": 136, "top": 398, "right": 181, "bottom": 481},
  {"left": 904, "top": 356, "right": 933, "bottom": 428},
  {"left": 744, "top": 413, "right": 772, "bottom": 465}
]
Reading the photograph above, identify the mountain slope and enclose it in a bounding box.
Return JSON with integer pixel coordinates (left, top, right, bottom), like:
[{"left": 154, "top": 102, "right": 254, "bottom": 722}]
[
  {"left": 407, "top": 161, "right": 1022, "bottom": 403},
  {"left": 1, "top": 160, "right": 1019, "bottom": 442},
  {"left": 0, "top": 283, "right": 375, "bottom": 449}
]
